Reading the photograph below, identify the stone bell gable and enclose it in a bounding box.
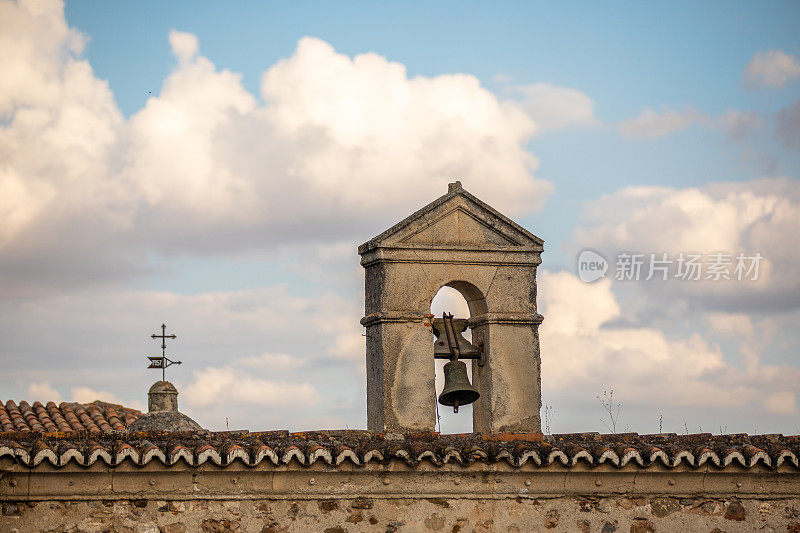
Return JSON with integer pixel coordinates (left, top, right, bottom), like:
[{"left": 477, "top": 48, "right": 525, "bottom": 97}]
[{"left": 359, "top": 181, "right": 544, "bottom": 434}]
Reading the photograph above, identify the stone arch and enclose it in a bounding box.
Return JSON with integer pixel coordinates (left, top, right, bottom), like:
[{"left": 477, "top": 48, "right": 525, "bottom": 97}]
[{"left": 432, "top": 280, "right": 489, "bottom": 318}]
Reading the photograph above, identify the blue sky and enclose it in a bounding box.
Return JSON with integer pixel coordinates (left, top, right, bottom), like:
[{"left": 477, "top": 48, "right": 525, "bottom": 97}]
[
  {"left": 67, "top": 2, "right": 799, "bottom": 114},
  {"left": 64, "top": 1, "right": 800, "bottom": 273},
  {"left": 2, "top": 0, "right": 800, "bottom": 434}
]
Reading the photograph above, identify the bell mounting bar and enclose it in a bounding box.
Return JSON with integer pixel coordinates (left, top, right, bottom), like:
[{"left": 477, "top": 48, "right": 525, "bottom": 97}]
[
  {"left": 442, "top": 312, "right": 460, "bottom": 362},
  {"left": 432, "top": 313, "right": 485, "bottom": 366},
  {"left": 433, "top": 353, "right": 484, "bottom": 360}
]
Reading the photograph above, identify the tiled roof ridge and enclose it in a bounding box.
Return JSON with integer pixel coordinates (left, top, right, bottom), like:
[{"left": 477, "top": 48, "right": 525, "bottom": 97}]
[
  {"left": 1, "top": 430, "right": 798, "bottom": 470},
  {"left": 0, "top": 399, "right": 142, "bottom": 433}
]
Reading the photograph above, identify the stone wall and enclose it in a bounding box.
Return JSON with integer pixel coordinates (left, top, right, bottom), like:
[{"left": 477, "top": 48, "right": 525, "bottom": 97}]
[
  {"left": 3, "top": 495, "right": 800, "bottom": 532},
  {"left": 4, "top": 441, "right": 800, "bottom": 532}
]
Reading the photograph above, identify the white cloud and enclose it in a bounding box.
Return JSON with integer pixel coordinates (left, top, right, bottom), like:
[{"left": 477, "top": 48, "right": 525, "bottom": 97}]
[
  {"left": 236, "top": 353, "right": 304, "bottom": 369},
  {"left": 324, "top": 325, "right": 365, "bottom": 364},
  {"left": 514, "top": 83, "right": 596, "bottom": 134},
  {"left": 0, "top": 0, "right": 87, "bottom": 116},
  {"left": 705, "top": 312, "right": 754, "bottom": 337},
  {"left": 764, "top": 391, "right": 795, "bottom": 415},
  {"left": 0, "top": 2, "right": 552, "bottom": 293},
  {"left": 719, "top": 110, "right": 762, "bottom": 141},
  {"left": 574, "top": 178, "right": 800, "bottom": 307},
  {"left": 168, "top": 30, "right": 199, "bottom": 64},
  {"left": 561, "top": 179, "right": 800, "bottom": 430},
  {"left": 27, "top": 381, "right": 62, "bottom": 403},
  {"left": 559, "top": 179, "right": 800, "bottom": 431},
  {"left": 71, "top": 386, "right": 124, "bottom": 405},
  {"left": 182, "top": 366, "right": 319, "bottom": 408},
  {"left": 0, "top": 0, "right": 124, "bottom": 256},
  {"left": 620, "top": 107, "right": 710, "bottom": 138},
  {"left": 251, "top": 37, "right": 550, "bottom": 213},
  {"left": 619, "top": 107, "right": 764, "bottom": 143},
  {"left": 539, "top": 270, "right": 799, "bottom": 414},
  {"left": 743, "top": 50, "right": 800, "bottom": 89}
]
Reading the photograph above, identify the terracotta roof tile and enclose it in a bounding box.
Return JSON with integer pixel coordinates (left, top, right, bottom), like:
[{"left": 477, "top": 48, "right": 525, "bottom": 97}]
[
  {"left": 2, "top": 400, "right": 798, "bottom": 472},
  {"left": 1, "top": 400, "right": 141, "bottom": 433},
  {"left": 1, "top": 430, "right": 799, "bottom": 470}
]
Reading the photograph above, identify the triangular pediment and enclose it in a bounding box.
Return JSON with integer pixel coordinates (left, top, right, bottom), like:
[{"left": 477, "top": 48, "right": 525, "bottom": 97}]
[
  {"left": 359, "top": 183, "right": 543, "bottom": 253},
  {"left": 400, "top": 207, "right": 519, "bottom": 246}
]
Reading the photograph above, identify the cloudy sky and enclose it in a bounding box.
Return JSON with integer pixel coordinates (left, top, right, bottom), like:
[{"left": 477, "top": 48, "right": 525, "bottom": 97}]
[{"left": 2, "top": 0, "right": 799, "bottom": 435}]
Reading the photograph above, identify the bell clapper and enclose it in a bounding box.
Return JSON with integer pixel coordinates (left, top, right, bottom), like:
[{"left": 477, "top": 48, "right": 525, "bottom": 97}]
[{"left": 454, "top": 401, "right": 459, "bottom": 414}]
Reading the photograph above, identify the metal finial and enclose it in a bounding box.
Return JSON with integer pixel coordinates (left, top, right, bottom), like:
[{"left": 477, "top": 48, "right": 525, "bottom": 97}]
[{"left": 147, "top": 323, "right": 181, "bottom": 381}]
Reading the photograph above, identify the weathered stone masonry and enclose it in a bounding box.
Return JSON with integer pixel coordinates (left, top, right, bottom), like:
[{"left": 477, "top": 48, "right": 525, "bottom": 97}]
[{"left": 5, "top": 494, "right": 800, "bottom": 532}]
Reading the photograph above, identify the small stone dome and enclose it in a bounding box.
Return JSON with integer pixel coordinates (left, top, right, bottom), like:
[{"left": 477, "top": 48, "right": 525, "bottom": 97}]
[{"left": 127, "top": 380, "right": 203, "bottom": 432}]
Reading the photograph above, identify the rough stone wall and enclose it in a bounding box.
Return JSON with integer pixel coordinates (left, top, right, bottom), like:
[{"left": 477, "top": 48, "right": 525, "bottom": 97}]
[{"left": 3, "top": 496, "right": 800, "bottom": 532}]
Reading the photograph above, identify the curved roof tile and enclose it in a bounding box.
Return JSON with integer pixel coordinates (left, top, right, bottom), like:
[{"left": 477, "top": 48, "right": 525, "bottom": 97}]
[
  {"left": 1, "top": 400, "right": 141, "bottom": 433},
  {"left": 1, "top": 428, "right": 799, "bottom": 471}
]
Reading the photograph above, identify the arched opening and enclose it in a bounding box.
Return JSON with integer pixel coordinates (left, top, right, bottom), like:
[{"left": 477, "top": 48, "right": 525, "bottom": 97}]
[{"left": 430, "top": 283, "right": 484, "bottom": 434}]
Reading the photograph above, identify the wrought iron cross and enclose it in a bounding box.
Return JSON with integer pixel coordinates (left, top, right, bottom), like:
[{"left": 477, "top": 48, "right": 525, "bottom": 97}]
[{"left": 148, "top": 323, "right": 181, "bottom": 381}]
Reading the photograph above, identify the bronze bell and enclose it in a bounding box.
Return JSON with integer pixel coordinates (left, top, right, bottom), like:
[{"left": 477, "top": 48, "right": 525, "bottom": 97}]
[{"left": 438, "top": 360, "right": 480, "bottom": 413}]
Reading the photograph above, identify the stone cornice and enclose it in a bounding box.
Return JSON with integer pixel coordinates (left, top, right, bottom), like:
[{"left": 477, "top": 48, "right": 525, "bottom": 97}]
[
  {"left": 359, "top": 245, "right": 542, "bottom": 268},
  {"left": 2, "top": 459, "right": 800, "bottom": 501}
]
